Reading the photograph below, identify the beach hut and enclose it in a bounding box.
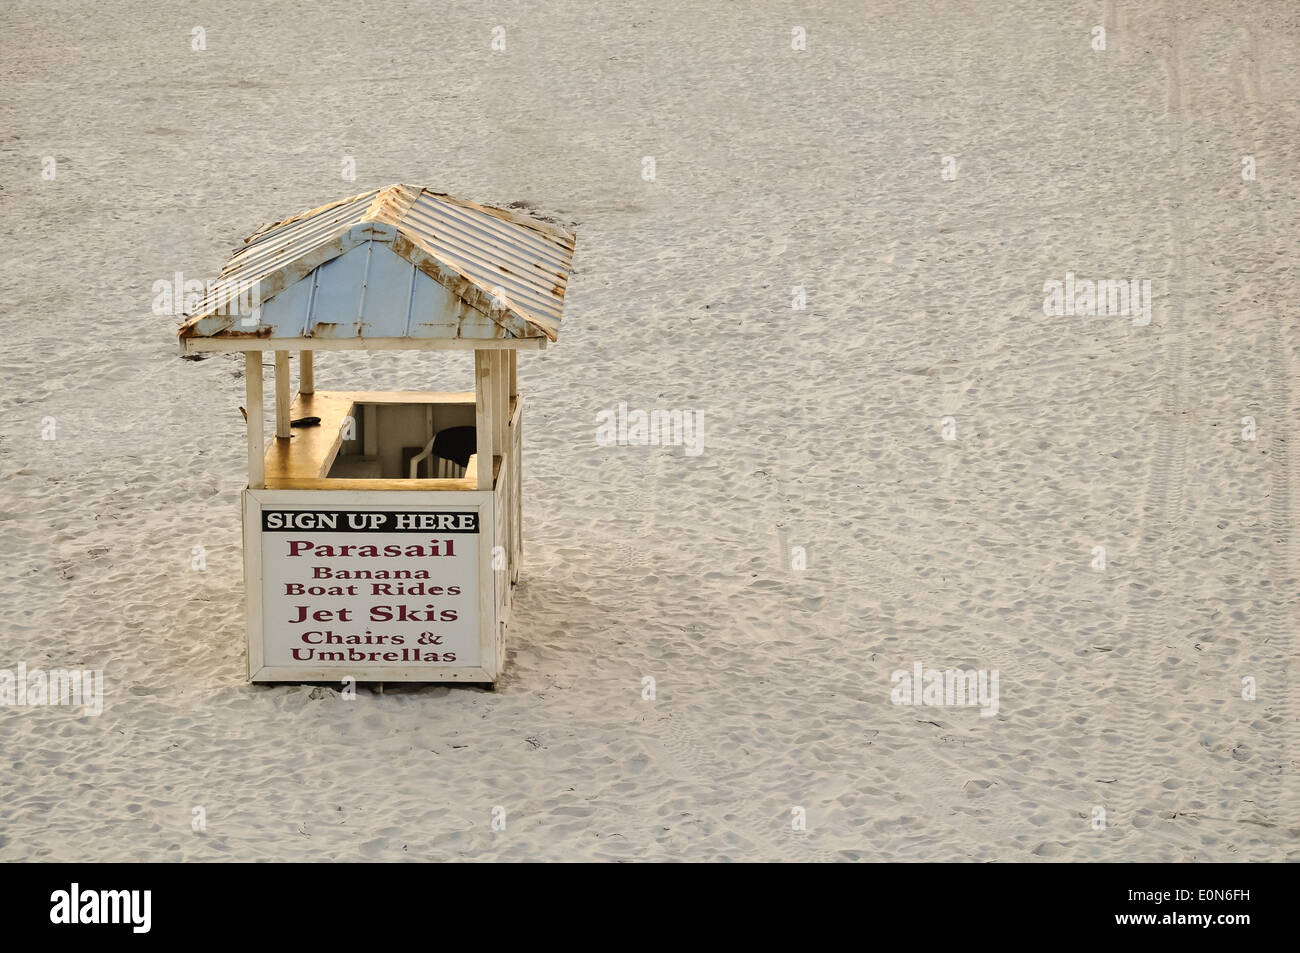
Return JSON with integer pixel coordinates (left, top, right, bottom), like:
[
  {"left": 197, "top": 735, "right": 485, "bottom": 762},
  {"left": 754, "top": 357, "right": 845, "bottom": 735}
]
[{"left": 179, "top": 185, "right": 576, "bottom": 687}]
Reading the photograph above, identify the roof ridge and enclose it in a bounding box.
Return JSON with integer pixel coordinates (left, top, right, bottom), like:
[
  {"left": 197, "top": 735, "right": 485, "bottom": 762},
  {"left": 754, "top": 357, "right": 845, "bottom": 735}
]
[{"left": 362, "top": 184, "right": 421, "bottom": 226}]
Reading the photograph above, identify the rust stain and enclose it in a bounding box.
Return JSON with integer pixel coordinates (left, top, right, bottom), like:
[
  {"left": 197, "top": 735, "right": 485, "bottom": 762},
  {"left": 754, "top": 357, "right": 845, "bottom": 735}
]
[{"left": 180, "top": 321, "right": 273, "bottom": 340}]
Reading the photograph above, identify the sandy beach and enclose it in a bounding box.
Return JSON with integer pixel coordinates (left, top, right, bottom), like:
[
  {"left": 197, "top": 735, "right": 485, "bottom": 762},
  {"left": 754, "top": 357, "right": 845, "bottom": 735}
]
[{"left": 1, "top": 0, "right": 1297, "bottom": 861}]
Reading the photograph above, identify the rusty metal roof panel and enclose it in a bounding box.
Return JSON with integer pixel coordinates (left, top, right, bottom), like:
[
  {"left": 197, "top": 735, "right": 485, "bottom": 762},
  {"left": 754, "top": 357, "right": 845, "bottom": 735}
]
[{"left": 178, "top": 185, "right": 575, "bottom": 349}]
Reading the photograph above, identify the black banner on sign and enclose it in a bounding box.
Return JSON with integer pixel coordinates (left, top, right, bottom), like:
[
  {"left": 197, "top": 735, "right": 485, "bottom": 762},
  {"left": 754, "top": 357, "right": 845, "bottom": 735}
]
[{"left": 261, "top": 509, "right": 479, "bottom": 533}]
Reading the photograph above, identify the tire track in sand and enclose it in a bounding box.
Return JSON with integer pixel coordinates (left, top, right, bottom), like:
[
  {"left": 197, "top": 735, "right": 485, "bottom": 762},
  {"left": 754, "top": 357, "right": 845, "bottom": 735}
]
[
  {"left": 1095, "top": 5, "right": 1192, "bottom": 848},
  {"left": 1236, "top": 15, "right": 1298, "bottom": 838}
]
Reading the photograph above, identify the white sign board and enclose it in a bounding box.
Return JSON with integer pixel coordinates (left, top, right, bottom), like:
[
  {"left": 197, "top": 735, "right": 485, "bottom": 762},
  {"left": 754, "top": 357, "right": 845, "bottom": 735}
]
[{"left": 256, "top": 505, "right": 482, "bottom": 673}]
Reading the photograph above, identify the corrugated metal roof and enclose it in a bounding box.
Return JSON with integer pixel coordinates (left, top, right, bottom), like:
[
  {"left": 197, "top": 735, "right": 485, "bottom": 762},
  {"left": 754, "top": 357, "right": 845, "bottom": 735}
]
[{"left": 178, "top": 185, "right": 576, "bottom": 347}]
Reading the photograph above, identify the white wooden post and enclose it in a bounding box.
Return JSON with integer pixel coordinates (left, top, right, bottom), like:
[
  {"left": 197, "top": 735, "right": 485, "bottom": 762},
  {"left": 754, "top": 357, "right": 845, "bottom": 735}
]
[
  {"left": 504, "top": 349, "right": 519, "bottom": 584},
  {"left": 300, "top": 350, "right": 314, "bottom": 395},
  {"left": 475, "top": 349, "right": 496, "bottom": 490},
  {"left": 493, "top": 350, "right": 508, "bottom": 459},
  {"left": 245, "top": 351, "right": 265, "bottom": 489},
  {"left": 510, "top": 349, "right": 522, "bottom": 583},
  {"left": 274, "top": 350, "right": 291, "bottom": 438}
]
